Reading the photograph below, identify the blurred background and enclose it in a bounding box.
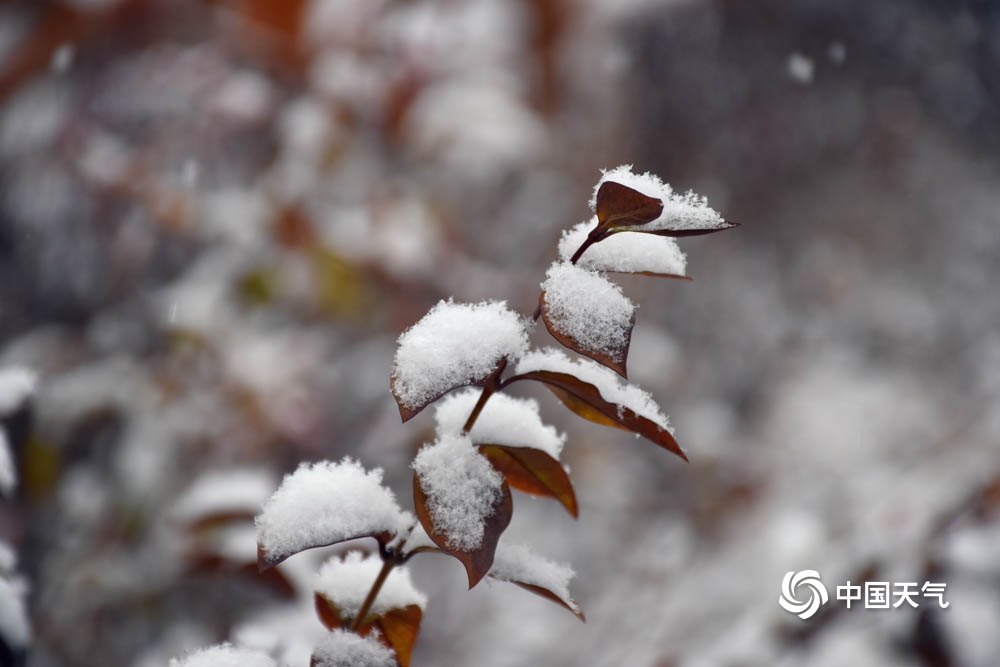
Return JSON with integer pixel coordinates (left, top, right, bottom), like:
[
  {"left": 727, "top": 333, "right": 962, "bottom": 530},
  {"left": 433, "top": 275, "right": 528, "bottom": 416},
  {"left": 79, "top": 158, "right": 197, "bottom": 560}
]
[{"left": 1, "top": 0, "right": 999, "bottom": 665}]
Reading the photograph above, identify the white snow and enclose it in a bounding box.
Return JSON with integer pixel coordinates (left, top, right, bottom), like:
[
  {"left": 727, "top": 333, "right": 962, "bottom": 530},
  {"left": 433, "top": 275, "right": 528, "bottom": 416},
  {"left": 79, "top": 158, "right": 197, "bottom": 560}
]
[
  {"left": 0, "top": 576, "right": 30, "bottom": 649},
  {"left": 0, "top": 542, "right": 15, "bottom": 574},
  {"left": 411, "top": 433, "right": 503, "bottom": 551},
  {"left": 312, "top": 630, "right": 397, "bottom": 667},
  {"left": 514, "top": 348, "right": 673, "bottom": 434},
  {"left": 558, "top": 220, "right": 687, "bottom": 276},
  {"left": 0, "top": 366, "right": 37, "bottom": 415},
  {"left": 169, "top": 643, "right": 279, "bottom": 667},
  {"left": 315, "top": 551, "right": 427, "bottom": 618},
  {"left": 171, "top": 468, "right": 276, "bottom": 522},
  {"left": 590, "top": 165, "right": 725, "bottom": 234},
  {"left": 0, "top": 430, "right": 15, "bottom": 497},
  {"left": 434, "top": 389, "right": 565, "bottom": 459},
  {"left": 50, "top": 43, "right": 75, "bottom": 72},
  {"left": 490, "top": 543, "right": 579, "bottom": 615},
  {"left": 256, "top": 458, "right": 412, "bottom": 566},
  {"left": 392, "top": 300, "right": 529, "bottom": 411},
  {"left": 541, "top": 262, "right": 635, "bottom": 362},
  {"left": 232, "top": 604, "right": 325, "bottom": 667},
  {"left": 787, "top": 52, "right": 815, "bottom": 84}
]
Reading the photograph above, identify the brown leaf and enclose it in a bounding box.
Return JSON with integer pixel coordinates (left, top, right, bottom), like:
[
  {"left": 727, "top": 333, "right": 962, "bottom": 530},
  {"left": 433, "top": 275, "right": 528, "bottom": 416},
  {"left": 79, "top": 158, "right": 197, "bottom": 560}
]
[
  {"left": 413, "top": 472, "right": 513, "bottom": 587},
  {"left": 638, "top": 220, "right": 741, "bottom": 237},
  {"left": 375, "top": 605, "right": 423, "bottom": 667},
  {"left": 539, "top": 291, "right": 633, "bottom": 378},
  {"left": 505, "top": 581, "right": 586, "bottom": 622},
  {"left": 313, "top": 597, "right": 421, "bottom": 667},
  {"left": 595, "top": 181, "right": 663, "bottom": 229},
  {"left": 505, "top": 370, "right": 687, "bottom": 461},
  {"left": 478, "top": 445, "right": 578, "bottom": 517},
  {"left": 314, "top": 592, "right": 347, "bottom": 630},
  {"left": 391, "top": 359, "right": 505, "bottom": 422},
  {"left": 257, "top": 530, "right": 393, "bottom": 571},
  {"left": 185, "top": 552, "right": 297, "bottom": 599},
  {"left": 611, "top": 270, "right": 693, "bottom": 281}
]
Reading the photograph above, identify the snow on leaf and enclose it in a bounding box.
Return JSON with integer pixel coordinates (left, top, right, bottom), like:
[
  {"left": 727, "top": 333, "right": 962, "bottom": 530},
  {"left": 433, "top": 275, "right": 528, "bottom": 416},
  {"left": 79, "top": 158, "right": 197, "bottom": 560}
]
[
  {"left": 433, "top": 389, "right": 565, "bottom": 459},
  {"left": 256, "top": 458, "right": 412, "bottom": 570},
  {"left": 559, "top": 220, "right": 689, "bottom": 278},
  {"left": 311, "top": 630, "right": 398, "bottom": 667},
  {"left": 411, "top": 434, "right": 511, "bottom": 586},
  {"left": 509, "top": 348, "right": 686, "bottom": 461},
  {"left": 171, "top": 468, "right": 277, "bottom": 526},
  {"left": 390, "top": 299, "right": 529, "bottom": 421},
  {"left": 169, "top": 643, "right": 280, "bottom": 667},
  {"left": 313, "top": 553, "right": 425, "bottom": 667},
  {"left": 489, "top": 543, "right": 584, "bottom": 621},
  {"left": 315, "top": 551, "right": 427, "bottom": 622},
  {"left": 411, "top": 434, "right": 503, "bottom": 552},
  {"left": 590, "top": 165, "right": 736, "bottom": 237},
  {"left": 540, "top": 262, "right": 635, "bottom": 377},
  {"left": 0, "top": 366, "right": 37, "bottom": 416}
]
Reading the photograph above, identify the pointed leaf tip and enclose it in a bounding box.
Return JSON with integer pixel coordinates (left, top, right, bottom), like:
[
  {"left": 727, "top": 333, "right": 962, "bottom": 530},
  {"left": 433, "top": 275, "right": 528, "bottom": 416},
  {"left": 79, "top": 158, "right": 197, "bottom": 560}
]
[
  {"left": 413, "top": 472, "right": 513, "bottom": 588},
  {"left": 478, "top": 444, "right": 579, "bottom": 517}
]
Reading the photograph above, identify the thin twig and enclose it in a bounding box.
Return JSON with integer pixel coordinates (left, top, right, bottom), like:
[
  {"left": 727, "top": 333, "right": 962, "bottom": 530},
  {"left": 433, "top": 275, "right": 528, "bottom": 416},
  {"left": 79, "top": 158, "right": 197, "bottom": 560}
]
[{"left": 350, "top": 556, "right": 395, "bottom": 631}]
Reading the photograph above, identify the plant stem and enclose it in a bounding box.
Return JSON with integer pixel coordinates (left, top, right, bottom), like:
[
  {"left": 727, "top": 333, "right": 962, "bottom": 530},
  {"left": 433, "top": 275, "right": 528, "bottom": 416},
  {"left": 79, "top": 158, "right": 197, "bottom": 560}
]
[
  {"left": 568, "top": 230, "right": 601, "bottom": 265},
  {"left": 533, "top": 229, "right": 600, "bottom": 322},
  {"left": 350, "top": 556, "right": 395, "bottom": 632},
  {"left": 462, "top": 384, "right": 495, "bottom": 432}
]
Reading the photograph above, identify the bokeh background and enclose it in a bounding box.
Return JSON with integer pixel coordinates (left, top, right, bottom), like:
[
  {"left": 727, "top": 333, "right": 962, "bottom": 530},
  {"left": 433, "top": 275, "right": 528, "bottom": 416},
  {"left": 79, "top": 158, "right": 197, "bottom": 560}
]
[{"left": 1, "top": 1, "right": 999, "bottom": 665}]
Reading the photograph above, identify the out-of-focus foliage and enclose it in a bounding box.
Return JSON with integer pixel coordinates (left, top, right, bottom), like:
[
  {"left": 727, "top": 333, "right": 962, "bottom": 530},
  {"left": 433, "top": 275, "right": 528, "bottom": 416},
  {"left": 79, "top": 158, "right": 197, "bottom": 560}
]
[{"left": 1, "top": 0, "right": 999, "bottom": 666}]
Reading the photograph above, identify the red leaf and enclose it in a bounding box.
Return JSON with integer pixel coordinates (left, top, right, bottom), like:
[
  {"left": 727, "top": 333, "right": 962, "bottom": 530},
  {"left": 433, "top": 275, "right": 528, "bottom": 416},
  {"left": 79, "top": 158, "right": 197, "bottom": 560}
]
[
  {"left": 413, "top": 472, "right": 513, "bottom": 587},
  {"left": 505, "top": 370, "right": 687, "bottom": 461},
  {"left": 477, "top": 444, "right": 578, "bottom": 517}
]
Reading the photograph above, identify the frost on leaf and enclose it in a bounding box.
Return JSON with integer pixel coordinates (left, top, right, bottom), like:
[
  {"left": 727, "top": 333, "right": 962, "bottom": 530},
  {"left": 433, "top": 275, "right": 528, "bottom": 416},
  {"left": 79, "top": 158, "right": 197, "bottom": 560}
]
[
  {"left": 390, "top": 299, "right": 529, "bottom": 421},
  {"left": 590, "top": 165, "right": 737, "bottom": 237},
  {"left": 434, "top": 389, "right": 565, "bottom": 459},
  {"left": 559, "top": 221, "right": 688, "bottom": 279},
  {"left": 256, "top": 459, "right": 412, "bottom": 570},
  {"left": 314, "top": 553, "right": 425, "bottom": 667},
  {"left": 412, "top": 434, "right": 511, "bottom": 586},
  {"left": 311, "top": 630, "right": 398, "bottom": 667},
  {"left": 510, "top": 348, "right": 686, "bottom": 461},
  {"left": 490, "top": 543, "right": 584, "bottom": 621},
  {"left": 169, "top": 643, "right": 280, "bottom": 667},
  {"left": 540, "top": 262, "right": 635, "bottom": 377}
]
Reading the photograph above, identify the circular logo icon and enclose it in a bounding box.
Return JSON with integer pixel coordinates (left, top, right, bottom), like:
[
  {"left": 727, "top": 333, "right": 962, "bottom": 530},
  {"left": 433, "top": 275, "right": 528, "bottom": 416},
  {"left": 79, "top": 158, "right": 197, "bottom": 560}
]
[{"left": 779, "top": 570, "right": 829, "bottom": 619}]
